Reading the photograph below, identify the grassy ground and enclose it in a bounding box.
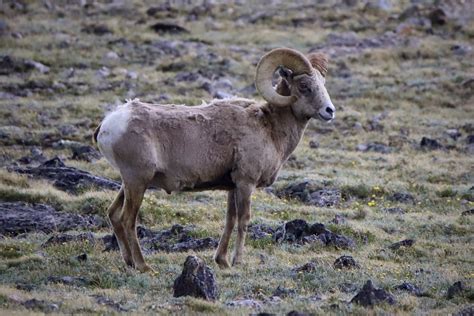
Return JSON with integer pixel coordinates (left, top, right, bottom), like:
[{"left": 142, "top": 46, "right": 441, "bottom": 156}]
[{"left": 0, "top": 0, "right": 473, "bottom": 314}]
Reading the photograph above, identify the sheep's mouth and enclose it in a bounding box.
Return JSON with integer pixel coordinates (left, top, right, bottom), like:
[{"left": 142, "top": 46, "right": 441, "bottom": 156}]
[{"left": 318, "top": 112, "right": 334, "bottom": 122}]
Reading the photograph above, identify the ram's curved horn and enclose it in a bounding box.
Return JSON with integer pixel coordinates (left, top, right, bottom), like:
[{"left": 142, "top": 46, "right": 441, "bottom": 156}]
[{"left": 255, "top": 48, "right": 313, "bottom": 107}]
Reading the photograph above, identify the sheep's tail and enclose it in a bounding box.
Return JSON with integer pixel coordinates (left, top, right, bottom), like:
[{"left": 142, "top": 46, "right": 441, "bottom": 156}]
[{"left": 92, "top": 122, "right": 102, "bottom": 145}]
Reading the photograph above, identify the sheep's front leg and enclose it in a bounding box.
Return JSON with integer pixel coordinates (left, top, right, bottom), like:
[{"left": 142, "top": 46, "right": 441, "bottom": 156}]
[
  {"left": 214, "top": 190, "right": 237, "bottom": 268},
  {"left": 232, "top": 183, "right": 255, "bottom": 266}
]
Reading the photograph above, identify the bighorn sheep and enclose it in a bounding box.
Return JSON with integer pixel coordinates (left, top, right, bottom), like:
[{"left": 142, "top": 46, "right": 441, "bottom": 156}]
[{"left": 94, "top": 48, "right": 335, "bottom": 272}]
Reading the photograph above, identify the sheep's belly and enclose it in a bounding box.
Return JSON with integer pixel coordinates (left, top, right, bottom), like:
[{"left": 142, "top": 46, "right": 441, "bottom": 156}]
[{"left": 150, "top": 171, "right": 235, "bottom": 193}]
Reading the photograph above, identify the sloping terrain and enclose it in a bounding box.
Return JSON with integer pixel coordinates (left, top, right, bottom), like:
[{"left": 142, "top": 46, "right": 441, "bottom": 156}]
[{"left": 0, "top": 0, "right": 473, "bottom": 314}]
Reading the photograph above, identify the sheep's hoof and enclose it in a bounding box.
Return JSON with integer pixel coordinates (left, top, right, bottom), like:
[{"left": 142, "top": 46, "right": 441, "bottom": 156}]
[
  {"left": 215, "top": 256, "right": 231, "bottom": 269},
  {"left": 138, "top": 264, "right": 157, "bottom": 275},
  {"left": 231, "top": 257, "right": 242, "bottom": 267}
]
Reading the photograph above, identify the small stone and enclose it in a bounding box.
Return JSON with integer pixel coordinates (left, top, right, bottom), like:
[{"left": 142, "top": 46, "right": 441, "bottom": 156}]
[
  {"left": 420, "top": 137, "right": 443, "bottom": 150},
  {"left": 351, "top": 280, "right": 396, "bottom": 306},
  {"left": 76, "top": 253, "right": 88, "bottom": 261},
  {"left": 23, "top": 299, "right": 59, "bottom": 313},
  {"left": 330, "top": 214, "right": 346, "bottom": 225},
  {"left": 357, "top": 142, "right": 393, "bottom": 154},
  {"left": 383, "top": 207, "right": 405, "bottom": 215},
  {"left": 394, "top": 282, "right": 423, "bottom": 296},
  {"left": 466, "top": 135, "right": 474, "bottom": 144},
  {"left": 227, "top": 299, "right": 262, "bottom": 308},
  {"left": 447, "top": 281, "right": 466, "bottom": 299},
  {"left": 173, "top": 256, "right": 218, "bottom": 301},
  {"left": 309, "top": 188, "right": 341, "bottom": 207},
  {"left": 309, "top": 140, "right": 319, "bottom": 148},
  {"left": 339, "top": 282, "right": 358, "bottom": 293},
  {"left": 71, "top": 145, "right": 101, "bottom": 162},
  {"left": 126, "top": 71, "right": 138, "bottom": 80},
  {"left": 428, "top": 8, "right": 447, "bottom": 26},
  {"left": 287, "top": 311, "right": 314, "bottom": 316},
  {"left": 272, "top": 285, "right": 296, "bottom": 298},
  {"left": 82, "top": 24, "right": 113, "bottom": 35},
  {"left": 389, "top": 192, "right": 415, "bottom": 204},
  {"left": 92, "top": 295, "right": 128, "bottom": 312},
  {"left": 150, "top": 22, "right": 189, "bottom": 34},
  {"left": 47, "top": 275, "right": 89, "bottom": 286},
  {"left": 445, "top": 129, "right": 462, "bottom": 140},
  {"left": 455, "top": 305, "right": 474, "bottom": 316},
  {"left": 389, "top": 239, "right": 415, "bottom": 250},
  {"left": 96, "top": 66, "right": 111, "bottom": 78},
  {"left": 104, "top": 51, "right": 119, "bottom": 61},
  {"left": 293, "top": 262, "right": 317, "bottom": 273},
  {"left": 43, "top": 232, "right": 96, "bottom": 247},
  {"left": 25, "top": 60, "right": 49, "bottom": 74},
  {"left": 461, "top": 209, "right": 474, "bottom": 216},
  {"left": 334, "top": 255, "right": 360, "bottom": 269}
]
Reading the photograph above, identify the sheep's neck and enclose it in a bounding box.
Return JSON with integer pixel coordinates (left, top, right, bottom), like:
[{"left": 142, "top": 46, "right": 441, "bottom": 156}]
[{"left": 263, "top": 104, "right": 309, "bottom": 161}]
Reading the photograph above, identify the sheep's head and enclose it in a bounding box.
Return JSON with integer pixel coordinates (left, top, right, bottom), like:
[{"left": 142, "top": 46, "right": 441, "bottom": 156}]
[{"left": 255, "top": 48, "right": 335, "bottom": 122}]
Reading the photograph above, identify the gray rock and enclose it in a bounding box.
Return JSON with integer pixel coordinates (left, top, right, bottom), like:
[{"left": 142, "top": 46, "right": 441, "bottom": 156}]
[
  {"left": 351, "top": 280, "right": 396, "bottom": 306},
  {"left": 9, "top": 157, "right": 120, "bottom": 194},
  {"left": 43, "top": 232, "right": 96, "bottom": 247},
  {"left": 173, "top": 256, "right": 218, "bottom": 301},
  {"left": 103, "top": 224, "right": 217, "bottom": 253},
  {"left": 447, "top": 281, "right": 467, "bottom": 299},
  {"left": 273, "top": 285, "right": 296, "bottom": 298},
  {"left": 420, "top": 137, "right": 443, "bottom": 150},
  {"left": 455, "top": 305, "right": 474, "bottom": 316},
  {"left": 389, "top": 192, "right": 415, "bottom": 204},
  {"left": 339, "top": 282, "right": 358, "bottom": 293},
  {"left": 273, "top": 220, "right": 355, "bottom": 249},
  {"left": 25, "top": 60, "right": 50, "bottom": 74},
  {"left": 334, "top": 255, "right": 360, "bottom": 269},
  {"left": 461, "top": 209, "right": 474, "bottom": 216},
  {"left": 47, "top": 275, "right": 89, "bottom": 286},
  {"left": 0, "top": 202, "right": 104, "bottom": 236},
  {"left": 357, "top": 142, "right": 393, "bottom": 154},
  {"left": 309, "top": 188, "right": 341, "bottom": 207},
  {"left": 330, "top": 214, "right": 347, "bottom": 225},
  {"left": 389, "top": 239, "right": 415, "bottom": 250},
  {"left": 81, "top": 24, "right": 113, "bottom": 36},
  {"left": 92, "top": 295, "right": 128, "bottom": 312},
  {"left": 150, "top": 22, "right": 189, "bottom": 34},
  {"left": 383, "top": 207, "right": 405, "bottom": 214},
  {"left": 23, "top": 299, "right": 59, "bottom": 313},
  {"left": 277, "top": 181, "right": 339, "bottom": 207},
  {"left": 58, "top": 124, "right": 78, "bottom": 136},
  {"left": 227, "top": 299, "right": 262, "bottom": 308},
  {"left": 17, "top": 147, "right": 47, "bottom": 165},
  {"left": 394, "top": 282, "right": 424, "bottom": 296},
  {"left": 71, "top": 145, "right": 102, "bottom": 162},
  {"left": 292, "top": 261, "right": 317, "bottom": 273}
]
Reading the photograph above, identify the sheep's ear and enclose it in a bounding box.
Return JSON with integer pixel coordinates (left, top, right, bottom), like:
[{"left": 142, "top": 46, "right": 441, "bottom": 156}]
[
  {"left": 276, "top": 66, "right": 292, "bottom": 96},
  {"left": 278, "top": 66, "right": 293, "bottom": 81}
]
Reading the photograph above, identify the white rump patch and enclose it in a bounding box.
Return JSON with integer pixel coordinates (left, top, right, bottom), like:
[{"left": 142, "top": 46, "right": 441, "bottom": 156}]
[{"left": 97, "top": 105, "right": 131, "bottom": 170}]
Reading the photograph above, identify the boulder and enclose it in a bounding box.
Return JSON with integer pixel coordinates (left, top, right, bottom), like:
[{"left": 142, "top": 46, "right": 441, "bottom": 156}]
[
  {"left": 9, "top": 157, "right": 120, "bottom": 194},
  {"left": 173, "top": 256, "right": 218, "bottom": 301},
  {"left": 0, "top": 202, "right": 104, "bottom": 236},
  {"left": 351, "top": 280, "right": 396, "bottom": 306},
  {"left": 334, "top": 255, "right": 360, "bottom": 269}
]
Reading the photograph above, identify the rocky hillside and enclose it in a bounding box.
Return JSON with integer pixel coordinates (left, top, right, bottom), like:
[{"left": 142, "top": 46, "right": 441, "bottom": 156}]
[{"left": 0, "top": 0, "right": 473, "bottom": 314}]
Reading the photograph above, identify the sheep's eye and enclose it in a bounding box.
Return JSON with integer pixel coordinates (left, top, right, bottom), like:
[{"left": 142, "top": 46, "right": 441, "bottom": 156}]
[{"left": 298, "top": 83, "right": 311, "bottom": 93}]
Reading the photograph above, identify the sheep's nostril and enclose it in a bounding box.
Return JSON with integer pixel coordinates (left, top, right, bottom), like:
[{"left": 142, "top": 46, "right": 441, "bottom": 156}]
[{"left": 325, "top": 107, "right": 334, "bottom": 115}]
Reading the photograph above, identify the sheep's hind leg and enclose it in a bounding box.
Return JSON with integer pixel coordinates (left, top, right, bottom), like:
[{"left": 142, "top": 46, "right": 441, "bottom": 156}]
[
  {"left": 121, "top": 183, "right": 154, "bottom": 273},
  {"left": 232, "top": 183, "right": 255, "bottom": 266},
  {"left": 214, "top": 190, "right": 237, "bottom": 268},
  {"left": 107, "top": 187, "right": 133, "bottom": 267}
]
